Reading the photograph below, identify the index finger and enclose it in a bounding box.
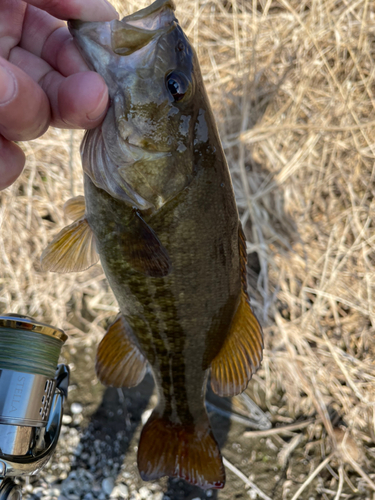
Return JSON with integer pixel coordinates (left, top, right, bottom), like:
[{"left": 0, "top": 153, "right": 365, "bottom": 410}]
[{"left": 23, "top": 0, "right": 118, "bottom": 22}]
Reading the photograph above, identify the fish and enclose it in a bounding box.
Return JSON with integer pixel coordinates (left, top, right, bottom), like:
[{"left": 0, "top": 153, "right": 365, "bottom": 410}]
[{"left": 41, "top": 0, "right": 263, "bottom": 490}]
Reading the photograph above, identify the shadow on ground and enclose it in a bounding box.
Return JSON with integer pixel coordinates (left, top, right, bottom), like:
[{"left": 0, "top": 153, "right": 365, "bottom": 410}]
[
  {"left": 64, "top": 343, "right": 232, "bottom": 500},
  {"left": 74, "top": 375, "right": 231, "bottom": 500}
]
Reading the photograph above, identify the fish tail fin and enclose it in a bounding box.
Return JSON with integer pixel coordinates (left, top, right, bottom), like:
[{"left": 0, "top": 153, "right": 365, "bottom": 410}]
[{"left": 137, "top": 410, "right": 225, "bottom": 490}]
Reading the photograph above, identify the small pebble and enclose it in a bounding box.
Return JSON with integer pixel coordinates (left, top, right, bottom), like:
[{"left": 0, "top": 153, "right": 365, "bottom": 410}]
[
  {"left": 109, "top": 486, "right": 120, "bottom": 499},
  {"left": 116, "top": 484, "right": 129, "bottom": 499},
  {"left": 70, "top": 402, "right": 83, "bottom": 415},
  {"left": 102, "top": 477, "right": 115, "bottom": 495},
  {"left": 141, "top": 409, "right": 152, "bottom": 425},
  {"left": 74, "top": 443, "right": 84, "bottom": 456},
  {"left": 62, "top": 415, "right": 72, "bottom": 425},
  {"left": 73, "top": 414, "right": 83, "bottom": 425},
  {"left": 139, "top": 487, "right": 150, "bottom": 499}
]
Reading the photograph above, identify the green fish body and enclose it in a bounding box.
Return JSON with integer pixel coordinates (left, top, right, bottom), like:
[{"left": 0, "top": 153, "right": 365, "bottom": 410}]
[{"left": 42, "top": 0, "right": 263, "bottom": 490}]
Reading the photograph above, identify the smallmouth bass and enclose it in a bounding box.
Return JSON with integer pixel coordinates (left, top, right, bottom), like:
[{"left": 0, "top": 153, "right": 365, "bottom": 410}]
[{"left": 42, "top": 0, "right": 263, "bottom": 490}]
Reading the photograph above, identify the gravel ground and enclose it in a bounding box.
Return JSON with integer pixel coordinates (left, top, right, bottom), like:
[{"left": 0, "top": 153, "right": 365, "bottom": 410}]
[
  {"left": 20, "top": 357, "right": 167, "bottom": 500},
  {"left": 17, "top": 336, "right": 369, "bottom": 500},
  {"left": 18, "top": 343, "right": 264, "bottom": 500}
]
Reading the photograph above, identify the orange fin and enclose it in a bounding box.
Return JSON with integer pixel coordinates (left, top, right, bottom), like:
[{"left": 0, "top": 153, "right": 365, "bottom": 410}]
[
  {"left": 41, "top": 217, "right": 99, "bottom": 273},
  {"left": 63, "top": 195, "right": 86, "bottom": 221},
  {"left": 120, "top": 211, "right": 171, "bottom": 278},
  {"left": 96, "top": 315, "right": 147, "bottom": 388},
  {"left": 138, "top": 411, "right": 225, "bottom": 490},
  {"left": 210, "top": 226, "right": 263, "bottom": 397},
  {"left": 210, "top": 292, "right": 263, "bottom": 397}
]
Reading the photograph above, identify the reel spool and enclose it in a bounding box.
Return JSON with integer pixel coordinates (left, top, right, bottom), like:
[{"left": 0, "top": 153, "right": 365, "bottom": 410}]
[{"left": 0, "top": 315, "right": 69, "bottom": 500}]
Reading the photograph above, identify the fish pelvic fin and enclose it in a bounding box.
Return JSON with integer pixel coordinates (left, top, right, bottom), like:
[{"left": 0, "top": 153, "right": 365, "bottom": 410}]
[
  {"left": 95, "top": 314, "right": 147, "bottom": 388},
  {"left": 40, "top": 206, "right": 99, "bottom": 273},
  {"left": 210, "top": 226, "right": 263, "bottom": 397},
  {"left": 138, "top": 411, "right": 225, "bottom": 490}
]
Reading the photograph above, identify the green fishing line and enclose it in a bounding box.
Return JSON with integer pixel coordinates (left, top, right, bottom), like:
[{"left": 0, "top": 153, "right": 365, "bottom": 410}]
[{"left": 0, "top": 328, "right": 63, "bottom": 377}]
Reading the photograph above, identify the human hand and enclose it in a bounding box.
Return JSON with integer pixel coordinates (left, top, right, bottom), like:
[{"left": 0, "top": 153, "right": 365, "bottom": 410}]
[{"left": 0, "top": 0, "right": 118, "bottom": 190}]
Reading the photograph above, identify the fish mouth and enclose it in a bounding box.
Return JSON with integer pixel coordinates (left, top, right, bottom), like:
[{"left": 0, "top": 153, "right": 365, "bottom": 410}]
[
  {"left": 69, "top": 0, "right": 177, "bottom": 60},
  {"left": 68, "top": 0, "right": 176, "bottom": 31},
  {"left": 68, "top": 19, "right": 85, "bottom": 30},
  {"left": 122, "top": 0, "right": 176, "bottom": 30},
  {"left": 111, "top": 0, "right": 177, "bottom": 56}
]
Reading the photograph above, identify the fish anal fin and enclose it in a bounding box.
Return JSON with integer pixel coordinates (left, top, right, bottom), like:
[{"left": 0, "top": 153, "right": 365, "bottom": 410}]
[
  {"left": 121, "top": 211, "right": 171, "bottom": 278},
  {"left": 63, "top": 195, "right": 86, "bottom": 221},
  {"left": 138, "top": 411, "right": 225, "bottom": 490},
  {"left": 41, "top": 218, "right": 98, "bottom": 273},
  {"left": 210, "top": 291, "right": 263, "bottom": 397},
  {"left": 96, "top": 315, "right": 147, "bottom": 388}
]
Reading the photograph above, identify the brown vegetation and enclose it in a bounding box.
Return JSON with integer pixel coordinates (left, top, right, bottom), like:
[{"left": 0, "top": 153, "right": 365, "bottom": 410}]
[{"left": 1, "top": 0, "right": 375, "bottom": 497}]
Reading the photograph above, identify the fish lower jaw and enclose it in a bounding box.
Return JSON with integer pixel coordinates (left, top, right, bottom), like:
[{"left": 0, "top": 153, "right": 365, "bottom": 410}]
[{"left": 121, "top": 0, "right": 177, "bottom": 31}]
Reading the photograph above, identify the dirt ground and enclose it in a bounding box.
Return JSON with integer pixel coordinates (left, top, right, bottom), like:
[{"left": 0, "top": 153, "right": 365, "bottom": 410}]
[{"left": 46, "top": 341, "right": 368, "bottom": 500}]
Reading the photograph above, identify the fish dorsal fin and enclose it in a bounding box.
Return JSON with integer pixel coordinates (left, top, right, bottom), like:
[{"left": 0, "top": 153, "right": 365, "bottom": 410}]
[
  {"left": 120, "top": 211, "right": 171, "bottom": 277},
  {"left": 63, "top": 195, "right": 86, "bottom": 221},
  {"left": 210, "top": 227, "right": 263, "bottom": 397},
  {"left": 96, "top": 315, "right": 147, "bottom": 388},
  {"left": 41, "top": 217, "right": 99, "bottom": 273}
]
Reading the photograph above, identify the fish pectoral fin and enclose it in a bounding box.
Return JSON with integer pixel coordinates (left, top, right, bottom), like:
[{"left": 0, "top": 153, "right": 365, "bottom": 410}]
[
  {"left": 210, "top": 291, "right": 263, "bottom": 397},
  {"left": 121, "top": 211, "right": 172, "bottom": 278},
  {"left": 96, "top": 315, "right": 147, "bottom": 388},
  {"left": 41, "top": 217, "right": 99, "bottom": 273},
  {"left": 138, "top": 411, "right": 225, "bottom": 490},
  {"left": 63, "top": 195, "right": 86, "bottom": 221}
]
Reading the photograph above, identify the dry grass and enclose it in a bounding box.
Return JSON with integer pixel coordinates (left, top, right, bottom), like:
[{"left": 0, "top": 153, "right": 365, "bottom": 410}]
[{"left": 1, "top": 0, "right": 375, "bottom": 497}]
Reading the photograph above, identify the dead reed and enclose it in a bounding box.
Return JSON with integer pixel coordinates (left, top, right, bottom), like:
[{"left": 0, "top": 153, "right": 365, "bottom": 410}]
[{"left": 1, "top": 0, "right": 375, "bottom": 497}]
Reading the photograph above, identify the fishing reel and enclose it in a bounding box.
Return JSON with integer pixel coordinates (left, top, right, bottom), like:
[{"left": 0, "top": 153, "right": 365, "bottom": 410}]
[{"left": 0, "top": 315, "right": 69, "bottom": 500}]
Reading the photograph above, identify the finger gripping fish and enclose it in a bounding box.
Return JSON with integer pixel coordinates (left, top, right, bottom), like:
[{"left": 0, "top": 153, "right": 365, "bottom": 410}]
[{"left": 41, "top": 0, "right": 263, "bottom": 490}]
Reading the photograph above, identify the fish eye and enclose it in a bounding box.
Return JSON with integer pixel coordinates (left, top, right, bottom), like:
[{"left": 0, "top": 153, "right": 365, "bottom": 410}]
[{"left": 166, "top": 72, "right": 190, "bottom": 102}]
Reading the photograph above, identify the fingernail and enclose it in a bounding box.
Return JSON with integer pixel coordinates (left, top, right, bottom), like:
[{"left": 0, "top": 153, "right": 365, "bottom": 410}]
[
  {"left": 87, "top": 87, "right": 108, "bottom": 121},
  {"left": 100, "top": 0, "right": 119, "bottom": 20},
  {"left": 0, "top": 66, "right": 16, "bottom": 105}
]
